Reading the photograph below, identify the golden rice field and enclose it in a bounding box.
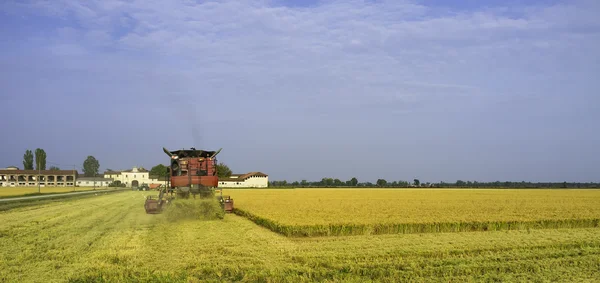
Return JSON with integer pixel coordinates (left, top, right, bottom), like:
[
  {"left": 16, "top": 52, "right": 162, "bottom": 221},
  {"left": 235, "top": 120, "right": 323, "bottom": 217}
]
[
  {"left": 0, "top": 190, "right": 599, "bottom": 282},
  {"left": 227, "top": 188, "right": 600, "bottom": 237},
  {"left": 0, "top": 186, "right": 105, "bottom": 198}
]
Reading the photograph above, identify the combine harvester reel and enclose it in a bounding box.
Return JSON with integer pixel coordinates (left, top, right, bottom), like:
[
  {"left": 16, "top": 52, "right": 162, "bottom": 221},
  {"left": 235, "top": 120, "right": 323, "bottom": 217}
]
[{"left": 144, "top": 146, "right": 234, "bottom": 214}]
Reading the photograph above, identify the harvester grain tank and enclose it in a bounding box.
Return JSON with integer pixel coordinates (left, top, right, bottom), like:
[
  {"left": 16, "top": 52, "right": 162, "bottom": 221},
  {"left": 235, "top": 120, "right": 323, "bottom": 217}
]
[{"left": 144, "top": 147, "right": 234, "bottom": 214}]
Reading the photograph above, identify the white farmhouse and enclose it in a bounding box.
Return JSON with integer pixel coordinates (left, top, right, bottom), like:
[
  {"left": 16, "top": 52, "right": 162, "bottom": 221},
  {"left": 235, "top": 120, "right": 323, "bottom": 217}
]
[
  {"left": 218, "top": 172, "right": 268, "bottom": 188},
  {"left": 103, "top": 166, "right": 167, "bottom": 187}
]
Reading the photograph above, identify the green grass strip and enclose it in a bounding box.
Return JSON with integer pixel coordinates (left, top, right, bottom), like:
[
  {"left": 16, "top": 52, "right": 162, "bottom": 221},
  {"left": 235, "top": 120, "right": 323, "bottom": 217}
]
[{"left": 233, "top": 208, "right": 600, "bottom": 237}]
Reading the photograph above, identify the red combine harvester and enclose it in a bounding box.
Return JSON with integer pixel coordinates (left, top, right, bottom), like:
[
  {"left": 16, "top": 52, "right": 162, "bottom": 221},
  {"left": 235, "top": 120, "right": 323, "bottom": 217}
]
[{"left": 144, "top": 147, "right": 234, "bottom": 214}]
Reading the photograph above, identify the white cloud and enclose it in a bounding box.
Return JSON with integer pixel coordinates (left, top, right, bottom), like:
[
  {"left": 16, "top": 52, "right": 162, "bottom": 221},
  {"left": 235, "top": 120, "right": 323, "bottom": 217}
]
[{"left": 2, "top": 0, "right": 599, "bottom": 114}]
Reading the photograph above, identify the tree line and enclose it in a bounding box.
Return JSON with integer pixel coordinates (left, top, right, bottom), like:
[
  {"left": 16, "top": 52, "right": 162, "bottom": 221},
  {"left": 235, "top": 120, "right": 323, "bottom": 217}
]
[
  {"left": 20, "top": 150, "right": 99, "bottom": 177},
  {"left": 21, "top": 148, "right": 57, "bottom": 170},
  {"left": 17, "top": 152, "right": 598, "bottom": 188},
  {"left": 269, "top": 178, "right": 600, "bottom": 188}
]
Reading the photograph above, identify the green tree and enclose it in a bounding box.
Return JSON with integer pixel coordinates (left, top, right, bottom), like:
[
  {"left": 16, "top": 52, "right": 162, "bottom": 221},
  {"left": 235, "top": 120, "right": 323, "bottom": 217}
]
[
  {"left": 35, "top": 148, "right": 47, "bottom": 170},
  {"left": 376, "top": 179, "right": 387, "bottom": 187},
  {"left": 49, "top": 166, "right": 60, "bottom": 170},
  {"left": 83, "top": 156, "right": 100, "bottom": 177},
  {"left": 413, "top": 179, "right": 420, "bottom": 186},
  {"left": 23, "top": 150, "right": 34, "bottom": 170},
  {"left": 216, "top": 162, "right": 232, "bottom": 178},
  {"left": 150, "top": 164, "right": 168, "bottom": 178},
  {"left": 349, "top": 177, "right": 358, "bottom": 186},
  {"left": 321, "top": 177, "right": 334, "bottom": 187}
]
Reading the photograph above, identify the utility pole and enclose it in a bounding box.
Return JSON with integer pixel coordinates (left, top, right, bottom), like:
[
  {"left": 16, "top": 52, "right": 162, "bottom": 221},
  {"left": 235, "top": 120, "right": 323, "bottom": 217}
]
[
  {"left": 37, "top": 159, "right": 40, "bottom": 193},
  {"left": 73, "top": 165, "right": 76, "bottom": 188}
]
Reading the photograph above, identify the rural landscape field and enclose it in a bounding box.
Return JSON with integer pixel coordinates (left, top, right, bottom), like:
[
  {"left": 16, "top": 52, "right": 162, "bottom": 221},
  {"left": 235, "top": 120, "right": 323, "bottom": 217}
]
[
  {"left": 2, "top": 0, "right": 599, "bottom": 281},
  {"left": 1, "top": 188, "right": 599, "bottom": 282}
]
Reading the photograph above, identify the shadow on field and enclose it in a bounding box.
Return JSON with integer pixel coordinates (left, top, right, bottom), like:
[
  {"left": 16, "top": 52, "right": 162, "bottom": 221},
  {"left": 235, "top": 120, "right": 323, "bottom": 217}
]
[{"left": 161, "top": 198, "right": 225, "bottom": 222}]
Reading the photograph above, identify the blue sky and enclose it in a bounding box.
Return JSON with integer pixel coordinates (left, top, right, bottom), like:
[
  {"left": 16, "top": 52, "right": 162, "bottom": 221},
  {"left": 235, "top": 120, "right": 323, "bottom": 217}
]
[{"left": 1, "top": 0, "right": 598, "bottom": 183}]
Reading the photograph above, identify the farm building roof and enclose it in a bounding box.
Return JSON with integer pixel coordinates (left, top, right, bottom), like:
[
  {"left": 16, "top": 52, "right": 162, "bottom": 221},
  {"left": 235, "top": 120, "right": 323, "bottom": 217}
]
[
  {"left": 104, "top": 167, "right": 149, "bottom": 174},
  {"left": 121, "top": 168, "right": 148, "bottom": 173},
  {"left": 77, "top": 177, "right": 114, "bottom": 182},
  {"left": 0, "top": 169, "right": 78, "bottom": 175}
]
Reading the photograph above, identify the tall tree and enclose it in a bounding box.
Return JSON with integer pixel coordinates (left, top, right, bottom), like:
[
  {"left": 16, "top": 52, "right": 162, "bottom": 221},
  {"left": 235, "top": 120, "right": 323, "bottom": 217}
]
[
  {"left": 216, "top": 162, "right": 232, "bottom": 178},
  {"left": 349, "top": 177, "right": 358, "bottom": 186},
  {"left": 23, "top": 150, "right": 34, "bottom": 170},
  {"left": 150, "top": 164, "right": 168, "bottom": 178},
  {"left": 83, "top": 156, "right": 100, "bottom": 177},
  {"left": 35, "top": 148, "right": 47, "bottom": 170}
]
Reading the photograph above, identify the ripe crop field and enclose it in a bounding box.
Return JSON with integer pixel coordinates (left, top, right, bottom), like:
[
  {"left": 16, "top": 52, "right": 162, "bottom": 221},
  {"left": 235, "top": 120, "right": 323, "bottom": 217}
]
[
  {"left": 228, "top": 188, "right": 600, "bottom": 237},
  {"left": 0, "top": 190, "right": 599, "bottom": 282},
  {"left": 0, "top": 186, "right": 103, "bottom": 198}
]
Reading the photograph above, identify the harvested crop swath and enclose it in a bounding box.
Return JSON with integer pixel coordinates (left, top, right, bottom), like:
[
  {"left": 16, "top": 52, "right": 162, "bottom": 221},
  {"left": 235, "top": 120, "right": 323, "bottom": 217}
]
[
  {"left": 235, "top": 207, "right": 600, "bottom": 237},
  {"left": 228, "top": 188, "right": 600, "bottom": 237},
  {"left": 162, "top": 198, "right": 225, "bottom": 222}
]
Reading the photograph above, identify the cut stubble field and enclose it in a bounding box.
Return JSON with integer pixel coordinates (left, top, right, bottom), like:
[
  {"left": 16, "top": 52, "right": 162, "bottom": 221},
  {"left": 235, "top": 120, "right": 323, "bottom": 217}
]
[{"left": 0, "top": 189, "right": 599, "bottom": 282}]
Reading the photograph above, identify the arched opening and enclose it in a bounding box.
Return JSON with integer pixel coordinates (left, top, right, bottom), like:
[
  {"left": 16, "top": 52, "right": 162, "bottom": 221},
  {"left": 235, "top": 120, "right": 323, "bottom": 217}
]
[{"left": 132, "top": 180, "right": 139, "bottom": 187}]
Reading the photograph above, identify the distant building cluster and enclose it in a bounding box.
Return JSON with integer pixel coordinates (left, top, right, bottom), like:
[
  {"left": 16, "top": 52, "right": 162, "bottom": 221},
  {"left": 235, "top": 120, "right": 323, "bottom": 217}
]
[{"left": 0, "top": 166, "right": 268, "bottom": 188}]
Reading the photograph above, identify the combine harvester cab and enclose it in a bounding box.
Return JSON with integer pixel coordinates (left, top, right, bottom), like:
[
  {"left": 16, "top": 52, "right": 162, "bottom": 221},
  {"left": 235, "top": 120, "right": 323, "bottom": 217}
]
[{"left": 144, "top": 147, "right": 234, "bottom": 214}]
